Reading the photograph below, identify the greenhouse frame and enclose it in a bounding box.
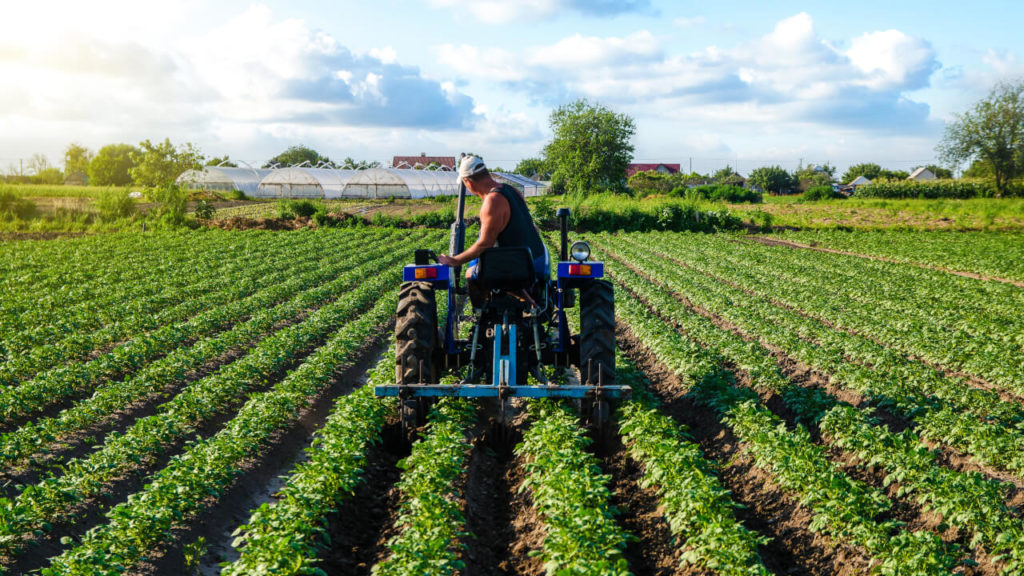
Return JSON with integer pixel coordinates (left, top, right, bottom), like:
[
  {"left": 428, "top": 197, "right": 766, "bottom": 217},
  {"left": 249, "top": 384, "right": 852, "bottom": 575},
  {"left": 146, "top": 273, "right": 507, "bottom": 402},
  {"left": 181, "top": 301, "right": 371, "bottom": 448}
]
[
  {"left": 255, "top": 168, "right": 359, "bottom": 199},
  {"left": 175, "top": 166, "right": 273, "bottom": 196},
  {"left": 342, "top": 168, "right": 460, "bottom": 199}
]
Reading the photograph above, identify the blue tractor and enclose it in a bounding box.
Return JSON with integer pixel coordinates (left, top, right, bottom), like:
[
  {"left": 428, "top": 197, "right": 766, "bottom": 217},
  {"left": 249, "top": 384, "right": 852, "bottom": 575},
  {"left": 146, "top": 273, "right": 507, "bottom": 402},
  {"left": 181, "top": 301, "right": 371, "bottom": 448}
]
[{"left": 374, "top": 180, "right": 630, "bottom": 439}]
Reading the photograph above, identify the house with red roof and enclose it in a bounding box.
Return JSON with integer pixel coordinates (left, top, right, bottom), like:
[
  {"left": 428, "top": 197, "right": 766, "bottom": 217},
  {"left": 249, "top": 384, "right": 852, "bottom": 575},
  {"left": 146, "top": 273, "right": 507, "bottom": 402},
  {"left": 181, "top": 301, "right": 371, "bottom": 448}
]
[
  {"left": 626, "top": 163, "right": 681, "bottom": 178},
  {"left": 392, "top": 153, "right": 456, "bottom": 170}
]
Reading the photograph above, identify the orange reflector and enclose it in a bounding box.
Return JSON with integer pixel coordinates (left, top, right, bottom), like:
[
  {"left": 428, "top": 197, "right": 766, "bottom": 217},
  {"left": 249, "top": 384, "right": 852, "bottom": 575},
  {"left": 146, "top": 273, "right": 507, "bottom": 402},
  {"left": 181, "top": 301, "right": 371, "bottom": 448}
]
[
  {"left": 569, "top": 264, "right": 592, "bottom": 276},
  {"left": 414, "top": 267, "right": 438, "bottom": 280}
]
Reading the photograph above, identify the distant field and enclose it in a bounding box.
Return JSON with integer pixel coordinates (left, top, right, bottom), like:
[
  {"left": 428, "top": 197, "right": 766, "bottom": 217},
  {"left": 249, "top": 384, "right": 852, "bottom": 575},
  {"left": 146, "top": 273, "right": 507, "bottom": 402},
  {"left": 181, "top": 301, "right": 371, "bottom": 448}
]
[
  {"left": 728, "top": 195, "right": 1024, "bottom": 230},
  {"left": 766, "top": 229, "right": 1024, "bottom": 283}
]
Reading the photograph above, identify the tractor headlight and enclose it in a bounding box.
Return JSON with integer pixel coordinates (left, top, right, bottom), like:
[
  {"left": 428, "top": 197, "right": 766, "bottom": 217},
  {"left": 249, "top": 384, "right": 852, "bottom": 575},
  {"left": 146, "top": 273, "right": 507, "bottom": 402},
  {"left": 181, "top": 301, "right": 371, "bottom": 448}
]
[{"left": 570, "top": 241, "right": 591, "bottom": 262}]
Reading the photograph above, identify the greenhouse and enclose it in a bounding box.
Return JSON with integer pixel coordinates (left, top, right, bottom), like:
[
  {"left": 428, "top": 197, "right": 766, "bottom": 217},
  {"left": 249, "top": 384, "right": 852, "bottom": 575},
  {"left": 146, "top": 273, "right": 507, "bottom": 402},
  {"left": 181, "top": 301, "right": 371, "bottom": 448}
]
[
  {"left": 342, "top": 168, "right": 460, "bottom": 199},
  {"left": 255, "top": 168, "right": 358, "bottom": 199},
  {"left": 175, "top": 166, "right": 273, "bottom": 196},
  {"left": 493, "top": 172, "right": 548, "bottom": 197}
]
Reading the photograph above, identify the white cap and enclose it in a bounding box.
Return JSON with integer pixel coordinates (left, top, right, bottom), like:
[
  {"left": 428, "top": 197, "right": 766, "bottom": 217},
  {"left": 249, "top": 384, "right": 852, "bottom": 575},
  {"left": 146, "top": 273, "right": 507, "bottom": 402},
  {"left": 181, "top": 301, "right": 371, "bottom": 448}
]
[{"left": 458, "top": 155, "right": 487, "bottom": 179}]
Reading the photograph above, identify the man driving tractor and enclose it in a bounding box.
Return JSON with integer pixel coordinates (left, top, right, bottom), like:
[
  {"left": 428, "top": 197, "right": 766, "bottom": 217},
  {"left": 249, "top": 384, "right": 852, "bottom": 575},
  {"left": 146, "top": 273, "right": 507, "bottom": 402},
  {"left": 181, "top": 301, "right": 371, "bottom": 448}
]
[{"left": 437, "top": 155, "right": 549, "bottom": 305}]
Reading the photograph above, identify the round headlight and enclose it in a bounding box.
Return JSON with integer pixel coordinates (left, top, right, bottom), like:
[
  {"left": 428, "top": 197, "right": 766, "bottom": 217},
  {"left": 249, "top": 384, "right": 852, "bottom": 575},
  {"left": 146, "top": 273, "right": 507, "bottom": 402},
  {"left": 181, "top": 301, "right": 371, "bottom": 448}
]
[{"left": 570, "top": 241, "right": 591, "bottom": 262}]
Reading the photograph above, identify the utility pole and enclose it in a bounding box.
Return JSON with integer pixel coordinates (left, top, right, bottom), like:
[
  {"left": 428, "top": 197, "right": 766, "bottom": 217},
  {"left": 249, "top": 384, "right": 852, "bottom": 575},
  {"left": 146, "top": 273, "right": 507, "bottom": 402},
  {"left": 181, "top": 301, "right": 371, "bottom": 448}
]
[{"left": 689, "top": 157, "right": 692, "bottom": 174}]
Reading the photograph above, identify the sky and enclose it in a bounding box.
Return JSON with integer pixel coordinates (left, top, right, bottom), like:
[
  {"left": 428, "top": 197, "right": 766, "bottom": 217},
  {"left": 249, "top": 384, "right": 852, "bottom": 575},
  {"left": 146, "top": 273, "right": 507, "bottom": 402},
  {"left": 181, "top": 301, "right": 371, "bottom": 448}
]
[{"left": 1, "top": 0, "right": 1022, "bottom": 177}]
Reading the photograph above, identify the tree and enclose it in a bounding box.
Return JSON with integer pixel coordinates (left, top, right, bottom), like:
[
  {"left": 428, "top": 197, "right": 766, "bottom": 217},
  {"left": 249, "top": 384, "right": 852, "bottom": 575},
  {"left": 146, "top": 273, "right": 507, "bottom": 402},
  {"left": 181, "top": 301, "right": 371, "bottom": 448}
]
[
  {"left": 513, "top": 157, "right": 548, "bottom": 179},
  {"left": 130, "top": 138, "right": 204, "bottom": 188},
  {"left": 748, "top": 165, "right": 795, "bottom": 194},
  {"left": 842, "top": 162, "right": 882, "bottom": 183},
  {"left": 205, "top": 155, "right": 237, "bottom": 167},
  {"left": 793, "top": 163, "right": 835, "bottom": 192},
  {"left": 939, "top": 80, "right": 1024, "bottom": 196},
  {"left": 263, "top": 145, "right": 331, "bottom": 168},
  {"left": 28, "top": 153, "right": 51, "bottom": 175},
  {"left": 64, "top": 143, "right": 93, "bottom": 175},
  {"left": 962, "top": 158, "right": 993, "bottom": 179},
  {"left": 340, "top": 157, "right": 380, "bottom": 169},
  {"left": 89, "top": 144, "right": 139, "bottom": 186},
  {"left": 543, "top": 99, "right": 636, "bottom": 196}
]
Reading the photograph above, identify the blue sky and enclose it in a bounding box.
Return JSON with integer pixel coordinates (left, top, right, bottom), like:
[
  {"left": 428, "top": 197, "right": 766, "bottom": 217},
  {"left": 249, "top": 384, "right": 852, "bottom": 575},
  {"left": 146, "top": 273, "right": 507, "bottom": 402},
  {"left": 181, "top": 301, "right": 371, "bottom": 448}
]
[{"left": 1, "top": 0, "right": 1021, "bottom": 177}]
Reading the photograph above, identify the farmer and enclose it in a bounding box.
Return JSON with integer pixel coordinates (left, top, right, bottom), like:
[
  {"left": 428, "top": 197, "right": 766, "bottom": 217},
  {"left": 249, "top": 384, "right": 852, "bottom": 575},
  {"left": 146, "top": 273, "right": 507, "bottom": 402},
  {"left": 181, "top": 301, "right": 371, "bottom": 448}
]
[{"left": 437, "top": 155, "right": 548, "bottom": 302}]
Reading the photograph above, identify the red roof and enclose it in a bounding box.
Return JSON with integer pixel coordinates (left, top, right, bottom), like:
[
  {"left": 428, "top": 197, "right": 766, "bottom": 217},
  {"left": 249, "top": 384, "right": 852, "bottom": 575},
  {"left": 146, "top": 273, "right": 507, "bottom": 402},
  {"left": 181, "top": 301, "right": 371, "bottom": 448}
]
[
  {"left": 392, "top": 154, "right": 456, "bottom": 169},
  {"left": 627, "top": 163, "right": 681, "bottom": 177}
]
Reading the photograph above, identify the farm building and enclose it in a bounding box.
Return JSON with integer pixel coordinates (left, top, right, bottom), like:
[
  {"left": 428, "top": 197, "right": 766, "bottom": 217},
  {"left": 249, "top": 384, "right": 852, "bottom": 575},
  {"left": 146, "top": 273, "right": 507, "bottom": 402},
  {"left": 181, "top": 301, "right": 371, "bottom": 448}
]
[
  {"left": 848, "top": 175, "right": 873, "bottom": 187},
  {"left": 908, "top": 167, "right": 937, "bottom": 181},
  {"left": 626, "top": 163, "right": 681, "bottom": 178},
  {"left": 255, "top": 168, "right": 359, "bottom": 199},
  {"left": 176, "top": 166, "right": 273, "bottom": 196},
  {"left": 392, "top": 153, "right": 456, "bottom": 170}
]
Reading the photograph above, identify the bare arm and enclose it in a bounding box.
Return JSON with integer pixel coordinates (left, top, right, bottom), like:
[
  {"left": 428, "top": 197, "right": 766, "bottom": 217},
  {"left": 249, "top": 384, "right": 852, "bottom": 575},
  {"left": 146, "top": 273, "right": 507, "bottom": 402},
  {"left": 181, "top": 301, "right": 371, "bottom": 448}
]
[{"left": 438, "top": 192, "right": 509, "bottom": 266}]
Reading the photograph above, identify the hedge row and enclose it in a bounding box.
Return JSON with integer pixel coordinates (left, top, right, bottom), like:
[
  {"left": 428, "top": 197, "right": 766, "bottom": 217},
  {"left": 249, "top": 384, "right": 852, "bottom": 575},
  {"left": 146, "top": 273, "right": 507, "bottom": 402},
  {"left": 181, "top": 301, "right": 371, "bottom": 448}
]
[{"left": 852, "top": 179, "right": 1024, "bottom": 199}]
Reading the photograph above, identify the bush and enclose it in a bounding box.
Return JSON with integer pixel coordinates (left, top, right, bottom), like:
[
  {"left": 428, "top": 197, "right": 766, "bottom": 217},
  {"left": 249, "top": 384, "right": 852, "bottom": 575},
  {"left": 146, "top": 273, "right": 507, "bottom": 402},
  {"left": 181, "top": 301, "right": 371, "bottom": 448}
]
[
  {"left": 530, "top": 196, "right": 556, "bottom": 227},
  {"left": 276, "top": 199, "right": 320, "bottom": 219},
  {"left": 0, "top": 187, "right": 39, "bottom": 220},
  {"left": 409, "top": 207, "right": 454, "bottom": 228},
  {"left": 146, "top": 184, "right": 188, "bottom": 225},
  {"left": 193, "top": 199, "right": 215, "bottom": 220},
  {"left": 565, "top": 194, "right": 743, "bottom": 233},
  {"left": 803, "top": 185, "right": 842, "bottom": 201},
  {"left": 674, "top": 184, "right": 762, "bottom": 203},
  {"left": 95, "top": 190, "right": 137, "bottom": 221}
]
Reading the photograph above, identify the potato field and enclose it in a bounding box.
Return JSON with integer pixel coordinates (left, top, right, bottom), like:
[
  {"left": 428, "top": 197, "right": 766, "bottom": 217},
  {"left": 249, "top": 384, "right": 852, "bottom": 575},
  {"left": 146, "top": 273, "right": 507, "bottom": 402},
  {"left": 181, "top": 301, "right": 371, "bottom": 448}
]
[{"left": 1, "top": 228, "right": 1023, "bottom": 575}]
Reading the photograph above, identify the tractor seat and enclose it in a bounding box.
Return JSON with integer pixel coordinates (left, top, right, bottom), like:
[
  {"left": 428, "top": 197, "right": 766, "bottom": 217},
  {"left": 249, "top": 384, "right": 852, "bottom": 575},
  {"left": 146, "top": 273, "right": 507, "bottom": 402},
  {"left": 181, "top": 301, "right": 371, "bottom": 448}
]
[{"left": 477, "top": 247, "right": 536, "bottom": 292}]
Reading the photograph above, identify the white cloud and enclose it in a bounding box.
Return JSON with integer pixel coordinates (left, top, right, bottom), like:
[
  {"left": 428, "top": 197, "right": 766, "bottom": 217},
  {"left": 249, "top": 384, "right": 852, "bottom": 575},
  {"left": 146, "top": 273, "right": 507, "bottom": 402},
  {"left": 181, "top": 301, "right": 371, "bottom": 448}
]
[
  {"left": 434, "top": 44, "right": 527, "bottom": 82},
  {"left": 847, "top": 29, "right": 938, "bottom": 90},
  {"left": 440, "top": 12, "right": 939, "bottom": 135},
  {"left": 528, "top": 31, "right": 661, "bottom": 69}
]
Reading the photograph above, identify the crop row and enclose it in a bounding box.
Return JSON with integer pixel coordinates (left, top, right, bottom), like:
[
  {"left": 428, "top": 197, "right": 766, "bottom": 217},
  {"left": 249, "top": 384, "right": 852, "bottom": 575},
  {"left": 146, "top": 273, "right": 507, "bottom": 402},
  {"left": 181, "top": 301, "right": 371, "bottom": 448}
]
[
  {"left": 372, "top": 398, "right": 476, "bottom": 576},
  {"left": 0, "top": 230, "right": 393, "bottom": 426},
  {"left": 0, "top": 251, "right": 410, "bottom": 561},
  {"left": 600, "top": 234, "right": 1024, "bottom": 477},
  {"left": 223, "top": 351, "right": 397, "bottom": 576},
  {"left": 0, "top": 238, "right": 316, "bottom": 389},
  {"left": 646, "top": 232, "right": 1024, "bottom": 389},
  {"left": 613, "top": 285, "right": 958, "bottom": 574},
  {"left": 602, "top": 240, "right": 1024, "bottom": 573},
  {"left": 0, "top": 231, "right": 412, "bottom": 469},
  {"left": 1, "top": 231, "right": 320, "bottom": 364},
  {"left": 0, "top": 230, "right": 380, "bottom": 424},
  {"left": 40, "top": 285, "right": 400, "bottom": 575},
  {"left": 0, "top": 232, "right": 246, "bottom": 350},
  {"left": 516, "top": 399, "right": 631, "bottom": 575},
  {"left": 615, "top": 358, "right": 770, "bottom": 575}
]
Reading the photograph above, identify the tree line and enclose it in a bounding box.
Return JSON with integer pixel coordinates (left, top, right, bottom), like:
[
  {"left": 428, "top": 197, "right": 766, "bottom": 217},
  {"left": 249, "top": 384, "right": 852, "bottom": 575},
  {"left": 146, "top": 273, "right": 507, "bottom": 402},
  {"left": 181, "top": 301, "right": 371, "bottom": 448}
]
[{"left": 2, "top": 143, "right": 381, "bottom": 188}]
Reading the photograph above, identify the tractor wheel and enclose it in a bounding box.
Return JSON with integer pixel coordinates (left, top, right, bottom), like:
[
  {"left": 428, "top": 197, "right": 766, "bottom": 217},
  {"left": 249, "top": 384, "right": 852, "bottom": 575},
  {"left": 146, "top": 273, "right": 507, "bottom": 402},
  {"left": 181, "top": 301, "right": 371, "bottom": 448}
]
[
  {"left": 578, "top": 279, "right": 615, "bottom": 388},
  {"left": 395, "top": 281, "right": 438, "bottom": 440}
]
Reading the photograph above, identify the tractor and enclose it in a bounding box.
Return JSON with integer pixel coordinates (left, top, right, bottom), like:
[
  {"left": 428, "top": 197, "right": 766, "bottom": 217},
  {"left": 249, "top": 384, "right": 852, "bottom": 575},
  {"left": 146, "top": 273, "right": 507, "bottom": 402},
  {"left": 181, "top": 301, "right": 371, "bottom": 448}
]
[{"left": 374, "top": 178, "right": 630, "bottom": 439}]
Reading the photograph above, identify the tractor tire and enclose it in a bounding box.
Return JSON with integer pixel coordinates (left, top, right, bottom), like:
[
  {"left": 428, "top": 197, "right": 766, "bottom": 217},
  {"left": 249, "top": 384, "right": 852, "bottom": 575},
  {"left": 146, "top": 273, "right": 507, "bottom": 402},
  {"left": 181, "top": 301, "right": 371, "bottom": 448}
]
[
  {"left": 395, "top": 281, "right": 438, "bottom": 384},
  {"left": 395, "top": 282, "right": 437, "bottom": 441},
  {"left": 578, "top": 279, "right": 615, "bottom": 387}
]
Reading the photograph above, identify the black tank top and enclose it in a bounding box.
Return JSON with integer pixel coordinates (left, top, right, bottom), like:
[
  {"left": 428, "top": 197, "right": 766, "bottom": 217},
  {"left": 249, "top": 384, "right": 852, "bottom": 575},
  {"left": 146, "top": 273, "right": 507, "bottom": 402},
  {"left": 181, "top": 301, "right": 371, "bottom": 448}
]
[{"left": 492, "top": 184, "right": 545, "bottom": 260}]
